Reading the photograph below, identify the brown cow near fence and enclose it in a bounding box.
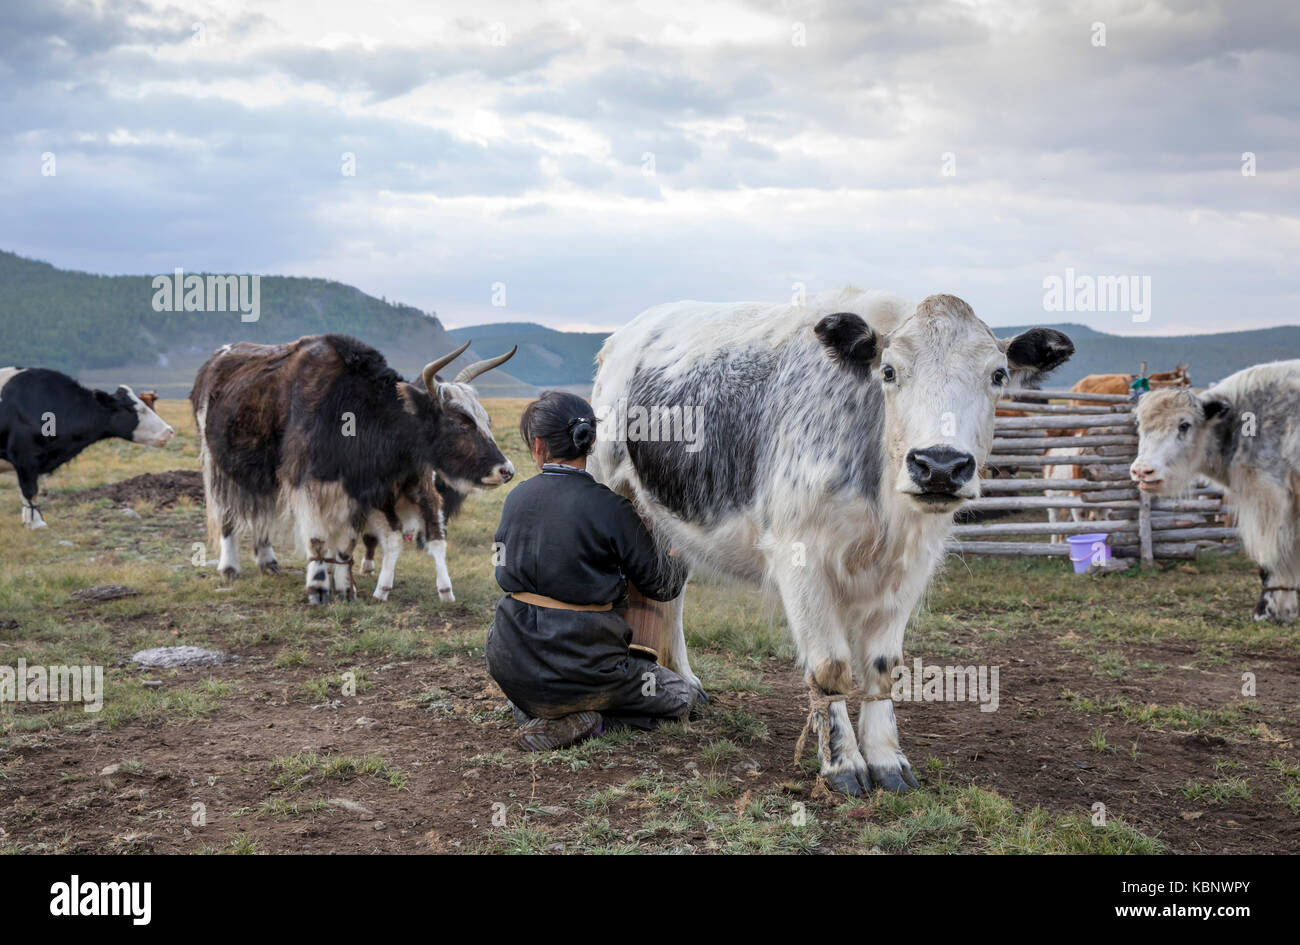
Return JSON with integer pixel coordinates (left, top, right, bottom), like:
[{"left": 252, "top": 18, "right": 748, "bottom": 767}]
[{"left": 1073, "top": 365, "right": 1190, "bottom": 398}]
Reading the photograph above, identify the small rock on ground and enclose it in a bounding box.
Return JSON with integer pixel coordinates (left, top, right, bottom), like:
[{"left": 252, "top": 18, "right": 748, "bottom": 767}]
[
  {"left": 130, "top": 645, "right": 231, "bottom": 668},
  {"left": 69, "top": 585, "right": 140, "bottom": 602}
]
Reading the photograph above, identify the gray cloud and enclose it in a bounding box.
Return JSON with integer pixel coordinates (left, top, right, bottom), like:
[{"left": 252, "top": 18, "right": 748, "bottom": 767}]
[{"left": 0, "top": 0, "right": 1296, "bottom": 335}]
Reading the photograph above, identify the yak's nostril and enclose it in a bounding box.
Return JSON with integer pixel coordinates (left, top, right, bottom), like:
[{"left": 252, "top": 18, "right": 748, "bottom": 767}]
[{"left": 907, "top": 447, "right": 976, "bottom": 491}]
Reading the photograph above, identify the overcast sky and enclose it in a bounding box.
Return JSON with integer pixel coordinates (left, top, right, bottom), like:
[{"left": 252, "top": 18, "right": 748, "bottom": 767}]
[{"left": 3, "top": 0, "right": 1297, "bottom": 334}]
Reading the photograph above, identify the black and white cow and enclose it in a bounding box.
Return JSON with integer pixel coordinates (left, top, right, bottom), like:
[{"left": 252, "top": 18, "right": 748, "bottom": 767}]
[
  {"left": 1131, "top": 360, "right": 1300, "bottom": 623},
  {"left": 190, "top": 334, "right": 515, "bottom": 604},
  {"left": 0, "top": 367, "right": 175, "bottom": 527},
  {"left": 590, "top": 289, "right": 1072, "bottom": 795}
]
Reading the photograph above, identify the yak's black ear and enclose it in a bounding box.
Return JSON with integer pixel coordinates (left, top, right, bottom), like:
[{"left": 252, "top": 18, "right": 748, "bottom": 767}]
[
  {"left": 1005, "top": 328, "right": 1074, "bottom": 382},
  {"left": 1201, "top": 396, "right": 1231, "bottom": 421},
  {"left": 814, "top": 312, "right": 879, "bottom": 379}
]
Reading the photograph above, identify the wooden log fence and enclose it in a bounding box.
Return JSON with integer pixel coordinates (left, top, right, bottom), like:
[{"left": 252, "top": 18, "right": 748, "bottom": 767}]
[{"left": 948, "top": 387, "right": 1239, "bottom": 565}]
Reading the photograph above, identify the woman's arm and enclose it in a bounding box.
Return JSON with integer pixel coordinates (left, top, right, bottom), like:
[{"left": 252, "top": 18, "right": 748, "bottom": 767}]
[{"left": 611, "top": 497, "right": 688, "bottom": 602}]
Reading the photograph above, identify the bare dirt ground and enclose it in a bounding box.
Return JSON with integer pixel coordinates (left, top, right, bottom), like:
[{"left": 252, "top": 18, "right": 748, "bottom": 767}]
[{"left": 4, "top": 608, "right": 1297, "bottom": 854}]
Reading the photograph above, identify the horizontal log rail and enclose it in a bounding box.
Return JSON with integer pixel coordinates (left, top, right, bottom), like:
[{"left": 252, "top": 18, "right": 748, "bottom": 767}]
[
  {"left": 998, "top": 401, "right": 1124, "bottom": 415},
  {"left": 979, "top": 478, "right": 1132, "bottom": 492},
  {"left": 991, "top": 435, "right": 1138, "bottom": 452},
  {"left": 962, "top": 496, "right": 1227, "bottom": 512},
  {"left": 996, "top": 414, "right": 1136, "bottom": 431},
  {"left": 1002, "top": 388, "right": 1133, "bottom": 403}
]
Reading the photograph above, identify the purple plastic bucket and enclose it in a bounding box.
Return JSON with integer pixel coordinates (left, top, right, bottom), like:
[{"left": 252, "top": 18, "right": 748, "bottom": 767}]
[{"left": 1066, "top": 533, "right": 1111, "bottom": 574}]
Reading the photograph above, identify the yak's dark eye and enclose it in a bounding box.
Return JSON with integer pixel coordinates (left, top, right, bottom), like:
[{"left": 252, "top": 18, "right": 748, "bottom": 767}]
[
  {"left": 1178, "top": 420, "right": 1191, "bottom": 435},
  {"left": 992, "top": 368, "right": 1009, "bottom": 386},
  {"left": 881, "top": 364, "right": 897, "bottom": 383}
]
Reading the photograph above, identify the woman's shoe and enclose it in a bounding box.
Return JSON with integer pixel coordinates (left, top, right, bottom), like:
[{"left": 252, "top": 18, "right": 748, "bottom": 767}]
[{"left": 515, "top": 710, "right": 603, "bottom": 751}]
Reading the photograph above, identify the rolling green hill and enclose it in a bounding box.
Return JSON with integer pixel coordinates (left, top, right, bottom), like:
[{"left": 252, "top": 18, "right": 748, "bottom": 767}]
[{"left": 0, "top": 251, "right": 535, "bottom": 397}]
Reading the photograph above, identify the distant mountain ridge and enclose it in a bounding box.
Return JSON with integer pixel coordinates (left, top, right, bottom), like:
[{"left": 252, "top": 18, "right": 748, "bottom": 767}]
[
  {"left": 447, "top": 322, "right": 607, "bottom": 388},
  {"left": 988, "top": 323, "right": 1300, "bottom": 388},
  {"left": 452, "top": 319, "right": 1300, "bottom": 390},
  {"left": 3, "top": 250, "right": 1296, "bottom": 396}
]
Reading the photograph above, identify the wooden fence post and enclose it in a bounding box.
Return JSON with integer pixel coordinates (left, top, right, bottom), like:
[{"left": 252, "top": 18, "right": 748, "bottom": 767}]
[{"left": 1138, "top": 491, "right": 1154, "bottom": 566}]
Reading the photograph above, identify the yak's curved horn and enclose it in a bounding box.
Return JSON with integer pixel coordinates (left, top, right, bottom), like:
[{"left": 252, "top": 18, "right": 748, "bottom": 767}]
[
  {"left": 422, "top": 340, "right": 472, "bottom": 391},
  {"left": 454, "top": 345, "right": 517, "bottom": 384}
]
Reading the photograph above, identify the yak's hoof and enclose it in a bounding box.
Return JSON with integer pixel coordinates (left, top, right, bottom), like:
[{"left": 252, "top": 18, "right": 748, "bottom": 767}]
[
  {"left": 867, "top": 752, "right": 920, "bottom": 793},
  {"left": 373, "top": 586, "right": 391, "bottom": 602},
  {"left": 339, "top": 587, "right": 356, "bottom": 603},
  {"left": 437, "top": 586, "right": 455, "bottom": 602},
  {"left": 307, "top": 589, "right": 331, "bottom": 605},
  {"left": 823, "top": 765, "right": 871, "bottom": 797},
  {"left": 219, "top": 566, "right": 240, "bottom": 584},
  {"left": 360, "top": 560, "right": 375, "bottom": 576},
  {"left": 259, "top": 560, "right": 281, "bottom": 576}
]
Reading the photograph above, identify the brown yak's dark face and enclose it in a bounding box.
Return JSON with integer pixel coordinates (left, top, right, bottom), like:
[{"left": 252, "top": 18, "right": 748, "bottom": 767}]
[{"left": 418, "top": 381, "right": 514, "bottom": 491}]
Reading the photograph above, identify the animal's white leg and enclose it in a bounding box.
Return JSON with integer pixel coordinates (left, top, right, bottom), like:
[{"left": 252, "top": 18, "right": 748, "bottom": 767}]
[
  {"left": 304, "top": 538, "right": 332, "bottom": 605},
  {"left": 218, "top": 530, "right": 240, "bottom": 581},
  {"left": 373, "top": 529, "right": 402, "bottom": 601},
  {"left": 852, "top": 608, "right": 919, "bottom": 793},
  {"left": 661, "top": 590, "right": 702, "bottom": 698},
  {"left": 771, "top": 558, "right": 870, "bottom": 796},
  {"left": 361, "top": 532, "right": 378, "bottom": 575},
  {"left": 292, "top": 493, "right": 332, "bottom": 604},
  {"left": 332, "top": 536, "right": 357, "bottom": 603},
  {"left": 251, "top": 512, "right": 279, "bottom": 575},
  {"left": 1255, "top": 546, "right": 1299, "bottom": 625},
  {"left": 15, "top": 463, "right": 46, "bottom": 529},
  {"left": 1236, "top": 485, "right": 1299, "bottom": 624},
  {"left": 427, "top": 538, "right": 454, "bottom": 602}
]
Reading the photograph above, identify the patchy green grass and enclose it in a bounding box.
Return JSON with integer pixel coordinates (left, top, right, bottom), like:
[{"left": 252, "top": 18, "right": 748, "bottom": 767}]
[
  {"left": 269, "top": 752, "right": 408, "bottom": 791},
  {"left": 1182, "top": 777, "right": 1253, "bottom": 803},
  {"left": 480, "top": 768, "right": 1161, "bottom": 855},
  {"left": 1062, "top": 690, "right": 1261, "bottom": 735}
]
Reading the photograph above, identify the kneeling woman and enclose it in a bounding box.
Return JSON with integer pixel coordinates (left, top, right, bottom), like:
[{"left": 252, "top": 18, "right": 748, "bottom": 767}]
[{"left": 486, "top": 391, "right": 697, "bottom": 751}]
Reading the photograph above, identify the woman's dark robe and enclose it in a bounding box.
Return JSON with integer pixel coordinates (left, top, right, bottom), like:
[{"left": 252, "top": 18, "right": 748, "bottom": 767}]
[{"left": 485, "top": 464, "right": 691, "bottom": 722}]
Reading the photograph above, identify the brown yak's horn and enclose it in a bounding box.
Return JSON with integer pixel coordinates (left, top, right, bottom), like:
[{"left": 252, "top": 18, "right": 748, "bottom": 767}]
[
  {"left": 454, "top": 345, "right": 517, "bottom": 384},
  {"left": 422, "top": 340, "right": 472, "bottom": 391}
]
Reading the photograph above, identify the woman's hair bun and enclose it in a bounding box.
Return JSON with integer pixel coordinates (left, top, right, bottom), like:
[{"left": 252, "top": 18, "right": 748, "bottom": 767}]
[{"left": 570, "top": 418, "right": 596, "bottom": 451}]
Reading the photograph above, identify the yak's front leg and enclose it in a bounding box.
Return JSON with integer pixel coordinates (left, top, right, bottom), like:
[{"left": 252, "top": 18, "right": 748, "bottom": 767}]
[
  {"left": 773, "top": 562, "right": 870, "bottom": 796},
  {"left": 360, "top": 534, "right": 378, "bottom": 576},
  {"left": 418, "top": 497, "right": 454, "bottom": 602},
  {"left": 373, "top": 529, "right": 402, "bottom": 601},
  {"left": 1256, "top": 562, "right": 1299, "bottom": 625},
  {"left": 14, "top": 460, "right": 45, "bottom": 529},
  {"left": 332, "top": 538, "right": 357, "bottom": 603},
  {"left": 427, "top": 537, "right": 454, "bottom": 602},
  {"left": 251, "top": 512, "right": 279, "bottom": 575},
  {"left": 853, "top": 609, "right": 919, "bottom": 793},
  {"left": 306, "top": 538, "right": 333, "bottom": 605}
]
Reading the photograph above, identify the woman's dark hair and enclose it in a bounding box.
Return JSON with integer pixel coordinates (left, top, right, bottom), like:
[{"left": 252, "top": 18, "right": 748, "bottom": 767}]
[{"left": 520, "top": 390, "right": 598, "bottom": 461}]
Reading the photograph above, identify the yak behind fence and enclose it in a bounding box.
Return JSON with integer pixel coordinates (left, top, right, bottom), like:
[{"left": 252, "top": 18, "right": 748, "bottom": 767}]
[{"left": 949, "top": 388, "right": 1239, "bottom": 564}]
